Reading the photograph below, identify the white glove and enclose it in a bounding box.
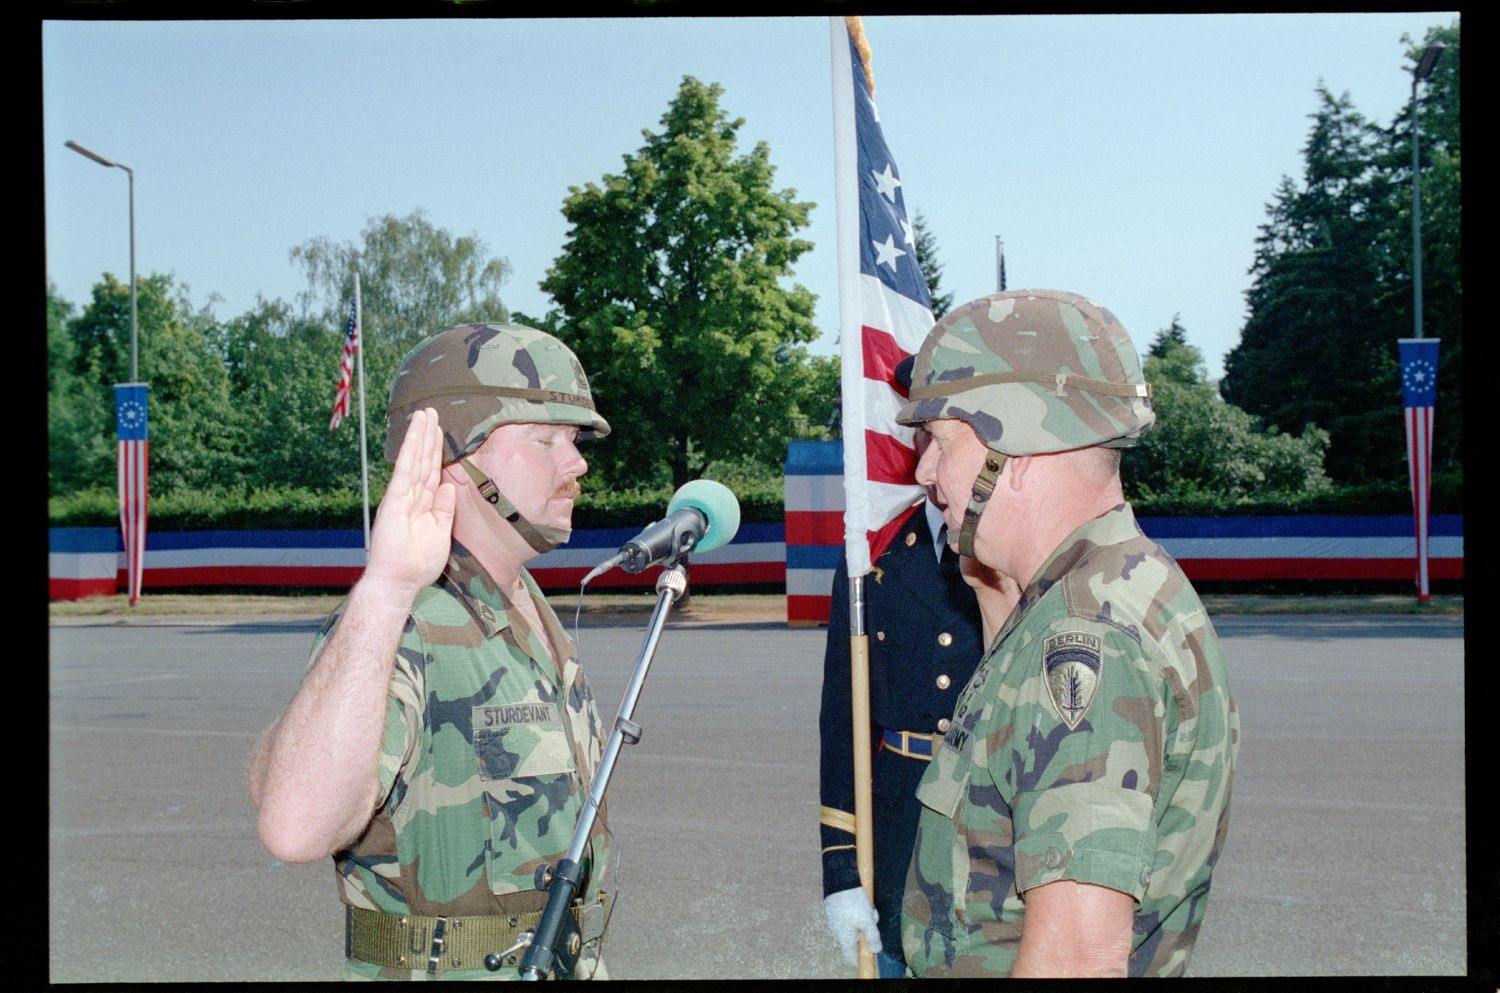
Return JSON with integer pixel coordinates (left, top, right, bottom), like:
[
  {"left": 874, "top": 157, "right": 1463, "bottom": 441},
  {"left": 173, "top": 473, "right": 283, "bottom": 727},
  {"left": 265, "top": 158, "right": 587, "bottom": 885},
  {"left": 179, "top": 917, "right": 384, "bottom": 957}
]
[{"left": 824, "top": 886, "right": 882, "bottom": 965}]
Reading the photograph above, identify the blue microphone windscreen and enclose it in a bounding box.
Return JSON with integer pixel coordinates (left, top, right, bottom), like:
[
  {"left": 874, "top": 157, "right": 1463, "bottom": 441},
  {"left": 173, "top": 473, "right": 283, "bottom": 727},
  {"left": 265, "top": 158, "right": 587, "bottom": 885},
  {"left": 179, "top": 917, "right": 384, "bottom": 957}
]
[{"left": 667, "top": 479, "right": 741, "bottom": 554}]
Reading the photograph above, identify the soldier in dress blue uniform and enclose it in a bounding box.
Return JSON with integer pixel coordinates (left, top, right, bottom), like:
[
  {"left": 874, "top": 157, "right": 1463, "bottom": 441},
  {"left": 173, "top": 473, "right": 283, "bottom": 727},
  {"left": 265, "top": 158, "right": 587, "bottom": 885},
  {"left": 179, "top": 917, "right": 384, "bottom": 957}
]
[{"left": 819, "top": 359, "right": 988, "bottom": 979}]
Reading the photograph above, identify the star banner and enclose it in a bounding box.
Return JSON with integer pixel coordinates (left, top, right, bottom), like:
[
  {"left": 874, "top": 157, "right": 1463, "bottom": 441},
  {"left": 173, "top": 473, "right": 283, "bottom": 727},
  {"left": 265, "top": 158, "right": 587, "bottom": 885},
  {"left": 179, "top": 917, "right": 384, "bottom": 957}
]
[
  {"left": 830, "top": 16, "right": 934, "bottom": 577},
  {"left": 114, "top": 382, "right": 150, "bottom": 604},
  {"left": 1397, "top": 338, "right": 1439, "bottom": 601}
]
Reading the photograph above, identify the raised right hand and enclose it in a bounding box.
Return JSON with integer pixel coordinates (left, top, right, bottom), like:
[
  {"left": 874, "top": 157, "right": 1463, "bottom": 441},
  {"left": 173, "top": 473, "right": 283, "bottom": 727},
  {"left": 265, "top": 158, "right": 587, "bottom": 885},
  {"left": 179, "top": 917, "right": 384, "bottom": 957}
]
[{"left": 363, "top": 407, "right": 456, "bottom": 600}]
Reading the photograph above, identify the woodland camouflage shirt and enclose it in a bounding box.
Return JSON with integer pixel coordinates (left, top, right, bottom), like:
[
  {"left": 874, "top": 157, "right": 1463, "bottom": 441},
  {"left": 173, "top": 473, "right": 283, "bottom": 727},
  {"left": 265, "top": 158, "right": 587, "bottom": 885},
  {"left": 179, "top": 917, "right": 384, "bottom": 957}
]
[
  {"left": 308, "top": 542, "right": 609, "bottom": 980},
  {"left": 901, "top": 504, "right": 1238, "bottom": 977}
]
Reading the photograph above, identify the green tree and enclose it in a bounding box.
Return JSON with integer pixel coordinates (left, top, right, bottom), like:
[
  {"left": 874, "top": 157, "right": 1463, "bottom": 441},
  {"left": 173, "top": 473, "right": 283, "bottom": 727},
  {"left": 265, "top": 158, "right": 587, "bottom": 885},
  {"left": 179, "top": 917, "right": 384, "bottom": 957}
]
[
  {"left": 48, "top": 284, "right": 114, "bottom": 496},
  {"left": 291, "top": 208, "right": 512, "bottom": 354},
  {"left": 216, "top": 298, "right": 380, "bottom": 494},
  {"left": 289, "top": 208, "right": 518, "bottom": 480},
  {"left": 538, "top": 77, "right": 820, "bottom": 489},
  {"left": 1221, "top": 22, "right": 1460, "bottom": 486},
  {"left": 1148, "top": 314, "right": 1191, "bottom": 365},
  {"left": 149, "top": 285, "right": 246, "bottom": 492},
  {"left": 787, "top": 352, "right": 842, "bottom": 438},
  {"left": 1126, "top": 321, "right": 1331, "bottom": 504},
  {"left": 57, "top": 273, "right": 244, "bottom": 495},
  {"left": 911, "top": 210, "right": 953, "bottom": 318},
  {"left": 1220, "top": 87, "right": 1396, "bottom": 485}
]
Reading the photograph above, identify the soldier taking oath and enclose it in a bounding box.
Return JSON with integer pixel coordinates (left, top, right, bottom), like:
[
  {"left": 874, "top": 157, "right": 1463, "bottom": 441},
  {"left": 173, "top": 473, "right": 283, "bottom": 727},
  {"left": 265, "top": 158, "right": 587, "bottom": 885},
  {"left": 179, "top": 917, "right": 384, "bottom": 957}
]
[{"left": 250, "top": 324, "right": 615, "bottom": 979}]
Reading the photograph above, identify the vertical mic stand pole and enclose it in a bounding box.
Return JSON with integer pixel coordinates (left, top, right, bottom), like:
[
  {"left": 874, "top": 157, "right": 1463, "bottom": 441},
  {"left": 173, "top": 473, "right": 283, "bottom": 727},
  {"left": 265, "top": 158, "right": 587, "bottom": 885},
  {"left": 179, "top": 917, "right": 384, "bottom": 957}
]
[{"left": 497, "top": 562, "right": 689, "bottom": 980}]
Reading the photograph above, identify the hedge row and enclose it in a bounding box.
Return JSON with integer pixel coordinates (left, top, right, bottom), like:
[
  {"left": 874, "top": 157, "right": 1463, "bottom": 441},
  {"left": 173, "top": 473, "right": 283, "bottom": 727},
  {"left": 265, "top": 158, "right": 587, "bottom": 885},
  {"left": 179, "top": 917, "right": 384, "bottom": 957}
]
[
  {"left": 47, "top": 480, "right": 789, "bottom": 532},
  {"left": 1130, "top": 470, "right": 1463, "bottom": 517},
  {"left": 47, "top": 471, "right": 1460, "bottom": 532}
]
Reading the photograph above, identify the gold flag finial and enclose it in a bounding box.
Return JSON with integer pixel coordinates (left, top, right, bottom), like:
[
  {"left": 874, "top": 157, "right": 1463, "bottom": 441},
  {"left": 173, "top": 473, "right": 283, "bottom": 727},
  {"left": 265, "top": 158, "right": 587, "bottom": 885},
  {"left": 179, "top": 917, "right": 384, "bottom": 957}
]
[{"left": 845, "top": 16, "right": 875, "bottom": 97}]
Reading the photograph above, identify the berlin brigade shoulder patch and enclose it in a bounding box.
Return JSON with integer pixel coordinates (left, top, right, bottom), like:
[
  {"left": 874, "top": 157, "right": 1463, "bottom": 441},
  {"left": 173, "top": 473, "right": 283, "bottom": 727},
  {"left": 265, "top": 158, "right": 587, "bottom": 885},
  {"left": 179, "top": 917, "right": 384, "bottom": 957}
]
[{"left": 1043, "top": 631, "right": 1103, "bottom": 731}]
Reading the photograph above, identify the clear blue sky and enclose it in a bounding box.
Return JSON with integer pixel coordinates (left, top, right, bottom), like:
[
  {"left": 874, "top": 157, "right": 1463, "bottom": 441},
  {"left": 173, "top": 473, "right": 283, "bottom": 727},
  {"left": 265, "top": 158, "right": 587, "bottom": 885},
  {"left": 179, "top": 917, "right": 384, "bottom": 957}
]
[{"left": 43, "top": 13, "right": 1457, "bottom": 381}]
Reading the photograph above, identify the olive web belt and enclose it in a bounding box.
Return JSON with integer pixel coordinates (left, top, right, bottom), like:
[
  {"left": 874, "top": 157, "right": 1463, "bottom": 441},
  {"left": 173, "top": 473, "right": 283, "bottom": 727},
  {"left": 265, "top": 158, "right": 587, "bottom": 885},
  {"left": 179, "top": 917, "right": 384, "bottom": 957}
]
[{"left": 345, "top": 891, "right": 610, "bottom": 974}]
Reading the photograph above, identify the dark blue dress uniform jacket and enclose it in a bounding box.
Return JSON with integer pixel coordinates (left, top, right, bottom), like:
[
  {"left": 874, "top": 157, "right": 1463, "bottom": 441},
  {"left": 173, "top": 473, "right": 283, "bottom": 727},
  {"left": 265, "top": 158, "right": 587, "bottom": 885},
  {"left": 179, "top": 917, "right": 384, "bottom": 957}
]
[{"left": 818, "top": 502, "right": 985, "bottom": 959}]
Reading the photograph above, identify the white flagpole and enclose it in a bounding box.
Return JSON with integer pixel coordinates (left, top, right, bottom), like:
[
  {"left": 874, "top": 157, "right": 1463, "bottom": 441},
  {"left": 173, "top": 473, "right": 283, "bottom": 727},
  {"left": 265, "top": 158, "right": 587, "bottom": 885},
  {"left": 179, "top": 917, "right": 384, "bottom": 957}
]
[
  {"left": 354, "top": 271, "right": 371, "bottom": 557},
  {"left": 832, "top": 16, "right": 870, "bottom": 580}
]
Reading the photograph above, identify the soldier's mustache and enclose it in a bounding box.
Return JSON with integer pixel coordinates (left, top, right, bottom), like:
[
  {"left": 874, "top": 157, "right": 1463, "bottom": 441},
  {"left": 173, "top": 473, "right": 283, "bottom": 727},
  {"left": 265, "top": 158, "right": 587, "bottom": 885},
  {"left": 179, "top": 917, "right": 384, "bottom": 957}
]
[{"left": 555, "top": 480, "right": 582, "bottom": 500}]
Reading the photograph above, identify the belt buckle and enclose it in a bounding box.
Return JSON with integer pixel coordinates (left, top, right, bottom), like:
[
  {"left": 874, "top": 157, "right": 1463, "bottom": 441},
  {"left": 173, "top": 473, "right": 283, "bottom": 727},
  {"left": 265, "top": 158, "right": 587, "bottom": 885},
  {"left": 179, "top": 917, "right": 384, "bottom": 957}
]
[{"left": 426, "top": 915, "right": 448, "bottom": 974}]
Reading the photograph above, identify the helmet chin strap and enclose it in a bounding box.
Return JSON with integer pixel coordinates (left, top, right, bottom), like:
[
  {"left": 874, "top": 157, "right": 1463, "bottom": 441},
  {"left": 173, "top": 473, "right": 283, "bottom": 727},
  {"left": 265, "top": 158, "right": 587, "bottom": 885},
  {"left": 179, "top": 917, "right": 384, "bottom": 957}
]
[
  {"left": 957, "top": 448, "right": 1007, "bottom": 559},
  {"left": 458, "top": 458, "right": 571, "bottom": 555}
]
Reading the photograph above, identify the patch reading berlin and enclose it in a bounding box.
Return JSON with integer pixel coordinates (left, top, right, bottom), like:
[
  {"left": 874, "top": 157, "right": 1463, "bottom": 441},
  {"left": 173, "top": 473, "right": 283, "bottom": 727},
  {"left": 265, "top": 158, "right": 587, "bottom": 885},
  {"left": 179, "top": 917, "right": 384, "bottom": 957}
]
[{"left": 1043, "top": 632, "right": 1102, "bottom": 731}]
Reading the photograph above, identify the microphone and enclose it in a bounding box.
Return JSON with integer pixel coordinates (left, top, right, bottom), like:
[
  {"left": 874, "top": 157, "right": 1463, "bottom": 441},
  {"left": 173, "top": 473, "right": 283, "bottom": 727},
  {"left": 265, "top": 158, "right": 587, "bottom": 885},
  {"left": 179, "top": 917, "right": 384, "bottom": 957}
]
[{"left": 581, "top": 479, "right": 741, "bottom": 585}]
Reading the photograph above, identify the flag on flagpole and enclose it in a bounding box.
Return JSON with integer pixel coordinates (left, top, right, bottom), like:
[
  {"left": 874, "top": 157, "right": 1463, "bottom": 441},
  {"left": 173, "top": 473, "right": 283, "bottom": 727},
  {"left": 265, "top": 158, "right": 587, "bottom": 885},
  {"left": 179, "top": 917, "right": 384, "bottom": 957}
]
[
  {"left": 351, "top": 272, "right": 372, "bottom": 554},
  {"left": 1398, "top": 337, "right": 1439, "bottom": 602},
  {"left": 115, "top": 382, "right": 150, "bottom": 604},
  {"left": 330, "top": 294, "right": 360, "bottom": 431},
  {"left": 831, "top": 15, "right": 934, "bottom": 578}
]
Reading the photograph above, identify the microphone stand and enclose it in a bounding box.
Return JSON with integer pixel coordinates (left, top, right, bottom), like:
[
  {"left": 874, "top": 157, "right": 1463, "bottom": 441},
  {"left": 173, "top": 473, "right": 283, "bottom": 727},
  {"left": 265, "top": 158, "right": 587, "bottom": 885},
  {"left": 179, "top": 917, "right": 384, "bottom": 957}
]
[{"left": 487, "top": 561, "right": 689, "bottom": 980}]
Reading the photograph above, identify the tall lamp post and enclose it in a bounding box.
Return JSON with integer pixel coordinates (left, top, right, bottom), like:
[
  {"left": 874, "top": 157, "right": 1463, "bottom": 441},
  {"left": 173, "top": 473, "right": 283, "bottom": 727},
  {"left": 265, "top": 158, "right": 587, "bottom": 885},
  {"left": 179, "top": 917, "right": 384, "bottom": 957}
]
[
  {"left": 66, "top": 139, "right": 149, "bottom": 605},
  {"left": 1409, "top": 42, "right": 1445, "bottom": 342},
  {"left": 1397, "top": 42, "right": 1446, "bottom": 604},
  {"left": 66, "top": 141, "right": 136, "bottom": 380}
]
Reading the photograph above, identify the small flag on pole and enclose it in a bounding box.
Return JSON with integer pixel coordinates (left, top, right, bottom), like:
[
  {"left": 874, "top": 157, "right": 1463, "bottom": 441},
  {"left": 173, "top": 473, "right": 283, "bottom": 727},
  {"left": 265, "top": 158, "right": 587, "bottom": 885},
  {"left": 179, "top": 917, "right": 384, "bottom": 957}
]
[
  {"left": 1398, "top": 337, "right": 1439, "bottom": 602},
  {"left": 114, "top": 382, "right": 150, "bottom": 604},
  {"left": 831, "top": 16, "right": 935, "bottom": 577},
  {"left": 330, "top": 295, "right": 360, "bottom": 431}
]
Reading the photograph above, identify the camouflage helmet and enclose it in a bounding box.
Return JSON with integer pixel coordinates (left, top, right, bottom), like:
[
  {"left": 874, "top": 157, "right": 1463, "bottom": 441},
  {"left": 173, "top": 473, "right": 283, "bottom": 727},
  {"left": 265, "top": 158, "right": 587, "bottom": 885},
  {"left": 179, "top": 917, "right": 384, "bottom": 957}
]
[
  {"left": 385, "top": 323, "right": 610, "bottom": 464},
  {"left": 895, "top": 289, "right": 1154, "bottom": 455}
]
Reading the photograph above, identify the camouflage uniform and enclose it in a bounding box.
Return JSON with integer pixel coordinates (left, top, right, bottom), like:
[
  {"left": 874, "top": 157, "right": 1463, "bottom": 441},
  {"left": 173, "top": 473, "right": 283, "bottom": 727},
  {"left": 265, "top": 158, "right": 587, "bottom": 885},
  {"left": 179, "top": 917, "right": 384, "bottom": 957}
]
[
  {"left": 899, "top": 504, "right": 1237, "bottom": 976},
  {"left": 330, "top": 322, "right": 613, "bottom": 979},
  {"left": 314, "top": 542, "right": 610, "bottom": 980},
  {"left": 894, "top": 290, "right": 1239, "bottom": 977}
]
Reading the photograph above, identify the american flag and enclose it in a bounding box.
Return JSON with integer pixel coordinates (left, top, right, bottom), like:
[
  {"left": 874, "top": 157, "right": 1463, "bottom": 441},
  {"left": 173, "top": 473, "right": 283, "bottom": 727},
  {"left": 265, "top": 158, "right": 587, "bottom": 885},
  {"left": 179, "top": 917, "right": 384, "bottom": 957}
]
[
  {"left": 329, "top": 295, "right": 360, "bottom": 431},
  {"left": 1398, "top": 337, "right": 1439, "bottom": 601},
  {"left": 114, "top": 383, "right": 150, "bottom": 604},
  {"left": 831, "top": 16, "right": 934, "bottom": 577}
]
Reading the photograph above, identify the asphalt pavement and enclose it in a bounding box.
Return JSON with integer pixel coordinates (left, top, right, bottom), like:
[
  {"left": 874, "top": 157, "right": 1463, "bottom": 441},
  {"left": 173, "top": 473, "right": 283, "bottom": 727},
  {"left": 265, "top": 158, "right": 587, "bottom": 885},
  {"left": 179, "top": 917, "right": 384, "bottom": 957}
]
[{"left": 48, "top": 607, "right": 1477, "bottom": 983}]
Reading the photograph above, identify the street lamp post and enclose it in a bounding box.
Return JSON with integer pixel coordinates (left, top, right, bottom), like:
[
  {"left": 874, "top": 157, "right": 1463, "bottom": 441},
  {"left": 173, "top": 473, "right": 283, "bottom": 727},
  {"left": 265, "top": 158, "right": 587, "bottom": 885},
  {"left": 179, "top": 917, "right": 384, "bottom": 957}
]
[
  {"left": 66, "top": 139, "right": 149, "bottom": 604},
  {"left": 1398, "top": 43, "right": 1446, "bottom": 605},
  {"left": 1409, "top": 42, "right": 1444, "bottom": 343},
  {"left": 66, "top": 140, "right": 137, "bottom": 380}
]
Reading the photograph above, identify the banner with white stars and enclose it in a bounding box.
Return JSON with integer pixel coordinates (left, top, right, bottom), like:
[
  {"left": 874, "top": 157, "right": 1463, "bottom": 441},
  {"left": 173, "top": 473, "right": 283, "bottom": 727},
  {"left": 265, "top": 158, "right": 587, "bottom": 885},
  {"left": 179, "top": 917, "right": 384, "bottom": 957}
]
[
  {"left": 1397, "top": 338, "right": 1439, "bottom": 601},
  {"left": 114, "top": 382, "right": 150, "bottom": 604},
  {"left": 830, "top": 16, "right": 934, "bottom": 577}
]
